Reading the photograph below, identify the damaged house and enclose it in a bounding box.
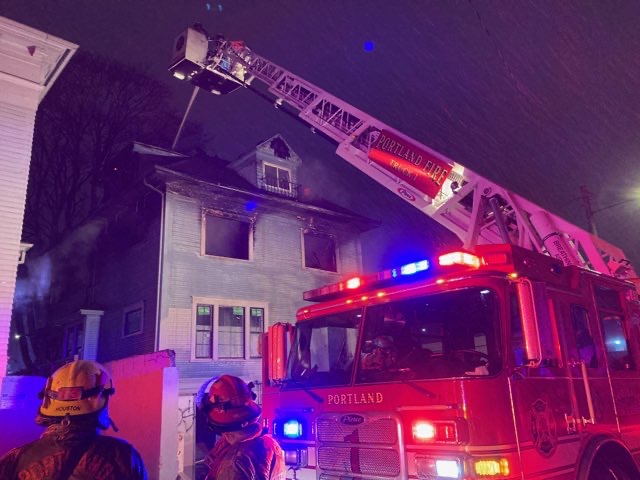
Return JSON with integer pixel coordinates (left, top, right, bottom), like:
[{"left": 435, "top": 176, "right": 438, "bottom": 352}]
[{"left": 13, "top": 134, "right": 377, "bottom": 475}]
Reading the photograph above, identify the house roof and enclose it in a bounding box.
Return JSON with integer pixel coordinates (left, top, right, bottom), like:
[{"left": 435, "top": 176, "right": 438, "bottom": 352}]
[{"left": 151, "top": 163, "right": 378, "bottom": 230}]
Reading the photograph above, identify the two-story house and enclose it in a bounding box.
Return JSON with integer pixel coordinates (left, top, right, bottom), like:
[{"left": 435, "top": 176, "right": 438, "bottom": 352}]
[{"left": 12, "top": 135, "right": 378, "bottom": 476}]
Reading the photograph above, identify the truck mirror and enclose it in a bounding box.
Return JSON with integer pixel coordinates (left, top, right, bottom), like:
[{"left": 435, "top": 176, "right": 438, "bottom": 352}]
[{"left": 516, "top": 280, "right": 542, "bottom": 367}]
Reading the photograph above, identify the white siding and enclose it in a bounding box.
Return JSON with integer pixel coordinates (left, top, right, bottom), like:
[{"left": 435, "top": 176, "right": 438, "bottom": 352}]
[
  {"left": 159, "top": 193, "right": 363, "bottom": 386},
  {"left": 0, "top": 83, "right": 38, "bottom": 376}
]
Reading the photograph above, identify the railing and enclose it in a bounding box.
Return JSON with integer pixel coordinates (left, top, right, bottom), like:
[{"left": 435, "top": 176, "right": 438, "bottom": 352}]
[{"left": 258, "top": 176, "right": 301, "bottom": 200}]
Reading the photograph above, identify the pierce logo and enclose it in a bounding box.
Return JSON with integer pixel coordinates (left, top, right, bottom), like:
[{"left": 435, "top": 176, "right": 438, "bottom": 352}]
[{"left": 340, "top": 414, "right": 365, "bottom": 425}]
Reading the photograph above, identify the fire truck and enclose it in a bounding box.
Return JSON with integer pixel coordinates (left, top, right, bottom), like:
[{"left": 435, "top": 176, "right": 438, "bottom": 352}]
[{"left": 169, "top": 27, "right": 640, "bottom": 479}]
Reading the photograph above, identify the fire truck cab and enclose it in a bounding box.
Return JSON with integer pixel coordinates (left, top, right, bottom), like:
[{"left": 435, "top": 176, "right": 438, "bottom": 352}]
[{"left": 263, "top": 244, "right": 640, "bottom": 479}]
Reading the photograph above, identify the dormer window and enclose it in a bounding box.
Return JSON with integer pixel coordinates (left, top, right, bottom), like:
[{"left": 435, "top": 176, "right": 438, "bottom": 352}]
[{"left": 264, "top": 163, "right": 292, "bottom": 193}]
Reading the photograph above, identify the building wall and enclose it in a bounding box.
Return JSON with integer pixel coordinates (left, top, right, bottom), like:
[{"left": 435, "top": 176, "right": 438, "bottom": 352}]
[
  {"left": 158, "top": 193, "right": 362, "bottom": 389},
  {"left": 0, "top": 81, "right": 38, "bottom": 378},
  {"left": 95, "top": 213, "right": 161, "bottom": 362},
  {"left": 0, "top": 17, "right": 77, "bottom": 380}
]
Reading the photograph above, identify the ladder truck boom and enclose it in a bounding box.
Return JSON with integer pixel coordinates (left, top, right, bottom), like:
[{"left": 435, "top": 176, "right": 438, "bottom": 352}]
[{"left": 169, "top": 27, "right": 636, "bottom": 279}]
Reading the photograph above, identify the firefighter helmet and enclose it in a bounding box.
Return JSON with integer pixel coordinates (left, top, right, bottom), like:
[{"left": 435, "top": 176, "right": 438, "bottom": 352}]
[
  {"left": 196, "top": 375, "right": 261, "bottom": 432},
  {"left": 38, "top": 360, "right": 115, "bottom": 428}
]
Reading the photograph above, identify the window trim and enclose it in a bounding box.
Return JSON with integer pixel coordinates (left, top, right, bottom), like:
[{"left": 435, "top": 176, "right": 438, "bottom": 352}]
[
  {"left": 301, "top": 229, "right": 338, "bottom": 272},
  {"left": 122, "top": 301, "right": 144, "bottom": 338},
  {"left": 191, "top": 297, "right": 268, "bottom": 362},
  {"left": 200, "top": 209, "right": 254, "bottom": 261},
  {"left": 63, "top": 322, "right": 84, "bottom": 360},
  {"left": 263, "top": 162, "right": 292, "bottom": 193}
]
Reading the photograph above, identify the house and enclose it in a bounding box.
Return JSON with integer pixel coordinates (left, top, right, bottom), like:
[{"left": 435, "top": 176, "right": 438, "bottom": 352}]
[{"left": 12, "top": 135, "right": 378, "bottom": 476}]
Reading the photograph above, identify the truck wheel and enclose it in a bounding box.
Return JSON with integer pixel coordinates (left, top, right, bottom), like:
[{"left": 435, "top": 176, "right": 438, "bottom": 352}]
[{"left": 588, "top": 458, "right": 634, "bottom": 480}]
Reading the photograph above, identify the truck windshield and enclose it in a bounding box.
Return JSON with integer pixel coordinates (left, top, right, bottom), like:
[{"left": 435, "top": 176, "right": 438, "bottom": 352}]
[
  {"left": 357, "top": 287, "right": 501, "bottom": 382},
  {"left": 285, "top": 287, "right": 501, "bottom": 388},
  {"left": 286, "top": 309, "right": 362, "bottom": 387}
]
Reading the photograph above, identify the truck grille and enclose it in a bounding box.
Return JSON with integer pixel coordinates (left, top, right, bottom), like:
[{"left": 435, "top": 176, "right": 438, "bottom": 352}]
[{"left": 316, "top": 414, "right": 401, "bottom": 478}]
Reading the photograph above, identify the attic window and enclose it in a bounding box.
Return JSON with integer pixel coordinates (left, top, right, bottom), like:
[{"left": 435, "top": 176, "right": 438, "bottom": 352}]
[
  {"left": 203, "top": 213, "right": 252, "bottom": 260},
  {"left": 303, "top": 231, "right": 337, "bottom": 272},
  {"left": 264, "top": 163, "right": 291, "bottom": 192}
]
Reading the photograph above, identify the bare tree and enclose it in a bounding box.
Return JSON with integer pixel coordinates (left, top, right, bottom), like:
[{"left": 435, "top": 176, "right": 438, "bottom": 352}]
[
  {"left": 23, "top": 50, "right": 200, "bottom": 251},
  {"left": 13, "top": 51, "right": 203, "bottom": 373}
]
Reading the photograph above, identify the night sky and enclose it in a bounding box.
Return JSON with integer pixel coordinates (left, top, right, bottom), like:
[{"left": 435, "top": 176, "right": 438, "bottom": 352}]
[{"left": 4, "top": 0, "right": 640, "bottom": 270}]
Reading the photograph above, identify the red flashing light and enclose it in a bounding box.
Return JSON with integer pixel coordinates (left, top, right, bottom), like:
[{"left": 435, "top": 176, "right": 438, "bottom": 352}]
[
  {"left": 412, "top": 420, "right": 462, "bottom": 444},
  {"left": 481, "top": 252, "right": 509, "bottom": 265}
]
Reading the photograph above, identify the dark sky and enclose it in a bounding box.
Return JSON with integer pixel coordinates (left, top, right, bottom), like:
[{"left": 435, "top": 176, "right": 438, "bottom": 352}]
[{"left": 5, "top": 0, "right": 640, "bottom": 270}]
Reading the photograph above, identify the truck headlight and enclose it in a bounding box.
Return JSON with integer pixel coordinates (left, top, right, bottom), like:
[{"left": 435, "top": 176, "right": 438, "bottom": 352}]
[{"left": 415, "top": 456, "right": 462, "bottom": 479}]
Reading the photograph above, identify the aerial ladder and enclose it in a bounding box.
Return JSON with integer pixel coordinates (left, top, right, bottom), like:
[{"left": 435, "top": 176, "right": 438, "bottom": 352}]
[{"left": 169, "top": 26, "right": 636, "bottom": 280}]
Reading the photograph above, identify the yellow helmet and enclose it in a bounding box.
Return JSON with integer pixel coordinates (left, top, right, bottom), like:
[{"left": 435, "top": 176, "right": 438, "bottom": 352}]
[{"left": 38, "top": 360, "right": 115, "bottom": 427}]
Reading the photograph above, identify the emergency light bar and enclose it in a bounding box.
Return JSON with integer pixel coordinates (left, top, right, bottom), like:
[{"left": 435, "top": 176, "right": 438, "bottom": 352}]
[
  {"left": 303, "top": 258, "right": 431, "bottom": 301},
  {"left": 301, "top": 245, "right": 550, "bottom": 303}
]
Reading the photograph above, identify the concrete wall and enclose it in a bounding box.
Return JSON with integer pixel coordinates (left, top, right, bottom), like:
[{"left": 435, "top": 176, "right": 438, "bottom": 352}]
[{"left": 105, "top": 350, "right": 178, "bottom": 480}]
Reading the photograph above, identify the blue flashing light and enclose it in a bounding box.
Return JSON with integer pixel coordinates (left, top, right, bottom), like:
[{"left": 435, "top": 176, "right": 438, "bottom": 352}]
[
  {"left": 364, "top": 41, "right": 375, "bottom": 52},
  {"left": 283, "top": 419, "right": 302, "bottom": 439},
  {"left": 400, "top": 260, "right": 429, "bottom": 276},
  {"left": 245, "top": 200, "right": 258, "bottom": 212}
]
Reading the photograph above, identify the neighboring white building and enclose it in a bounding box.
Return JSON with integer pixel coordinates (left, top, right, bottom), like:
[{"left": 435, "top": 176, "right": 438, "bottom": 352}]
[{"left": 0, "top": 17, "right": 77, "bottom": 380}]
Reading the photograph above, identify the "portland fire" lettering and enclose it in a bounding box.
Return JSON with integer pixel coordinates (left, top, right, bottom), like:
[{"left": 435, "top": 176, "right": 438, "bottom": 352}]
[{"left": 375, "top": 134, "right": 449, "bottom": 187}]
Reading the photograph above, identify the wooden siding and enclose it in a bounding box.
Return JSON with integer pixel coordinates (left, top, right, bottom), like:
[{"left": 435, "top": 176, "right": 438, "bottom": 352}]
[
  {"left": 95, "top": 216, "right": 161, "bottom": 362},
  {"left": 0, "top": 84, "right": 38, "bottom": 375},
  {"left": 159, "top": 193, "right": 363, "bottom": 386}
]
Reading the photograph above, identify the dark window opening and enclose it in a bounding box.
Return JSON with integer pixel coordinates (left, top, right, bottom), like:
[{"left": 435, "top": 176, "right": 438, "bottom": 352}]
[
  {"left": 204, "top": 214, "right": 250, "bottom": 260},
  {"left": 124, "top": 308, "right": 143, "bottom": 336},
  {"left": 304, "top": 232, "right": 336, "bottom": 272}
]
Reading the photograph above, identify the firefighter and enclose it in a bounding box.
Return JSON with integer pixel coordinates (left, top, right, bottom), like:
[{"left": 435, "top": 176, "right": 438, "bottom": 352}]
[
  {"left": 0, "top": 359, "right": 147, "bottom": 479},
  {"left": 361, "top": 335, "right": 398, "bottom": 371},
  {"left": 197, "top": 374, "right": 286, "bottom": 480}
]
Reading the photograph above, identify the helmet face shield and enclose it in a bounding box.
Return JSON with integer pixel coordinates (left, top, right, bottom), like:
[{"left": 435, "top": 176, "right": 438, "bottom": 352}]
[{"left": 197, "top": 375, "right": 261, "bottom": 432}]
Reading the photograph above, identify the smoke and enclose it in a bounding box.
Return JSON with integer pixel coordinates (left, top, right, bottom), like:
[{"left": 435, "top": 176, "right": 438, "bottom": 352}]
[{"left": 14, "top": 218, "right": 107, "bottom": 309}]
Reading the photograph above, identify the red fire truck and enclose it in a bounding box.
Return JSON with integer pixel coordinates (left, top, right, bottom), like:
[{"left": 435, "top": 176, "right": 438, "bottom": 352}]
[{"left": 170, "top": 27, "right": 640, "bottom": 479}]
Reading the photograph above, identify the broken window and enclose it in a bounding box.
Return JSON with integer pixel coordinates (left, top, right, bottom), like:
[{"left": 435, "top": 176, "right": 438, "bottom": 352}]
[
  {"left": 303, "top": 231, "right": 337, "bottom": 272},
  {"left": 203, "top": 213, "right": 251, "bottom": 260}
]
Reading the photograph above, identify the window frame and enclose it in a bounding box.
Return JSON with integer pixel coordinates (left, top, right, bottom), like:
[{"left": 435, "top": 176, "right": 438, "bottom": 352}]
[
  {"left": 63, "top": 322, "right": 84, "bottom": 360},
  {"left": 191, "top": 297, "right": 268, "bottom": 361},
  {"left": 263, "top": 162, "right": 292, "bottom": 193},
  {"left": 201, "top": 209, "right": 254, "bottom": 261},
  {"left": 122, "top": 301, "right": 144, "bottom": 338},
  {"left": 301, "top": 229, "right": 338, "bottom": 272}
]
